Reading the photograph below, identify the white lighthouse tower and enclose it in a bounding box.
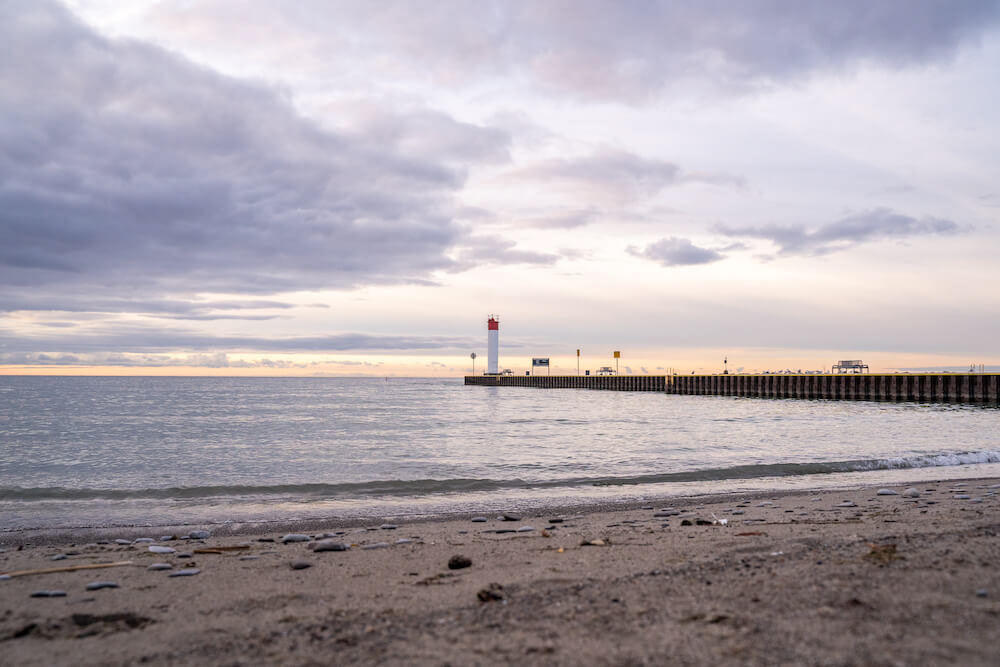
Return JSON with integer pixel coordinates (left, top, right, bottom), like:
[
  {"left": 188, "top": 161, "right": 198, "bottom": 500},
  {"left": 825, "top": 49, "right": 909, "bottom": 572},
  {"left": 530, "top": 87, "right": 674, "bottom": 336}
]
[{"left": 487, "top": 315, "right": 499, "bottom": 374}]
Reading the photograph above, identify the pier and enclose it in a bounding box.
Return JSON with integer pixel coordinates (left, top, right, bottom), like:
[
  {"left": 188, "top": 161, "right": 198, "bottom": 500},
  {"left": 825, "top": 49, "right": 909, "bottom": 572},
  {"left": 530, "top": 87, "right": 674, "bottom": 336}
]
[{"left": 464, "top": 373, "right": 1000, "bottom": 405}]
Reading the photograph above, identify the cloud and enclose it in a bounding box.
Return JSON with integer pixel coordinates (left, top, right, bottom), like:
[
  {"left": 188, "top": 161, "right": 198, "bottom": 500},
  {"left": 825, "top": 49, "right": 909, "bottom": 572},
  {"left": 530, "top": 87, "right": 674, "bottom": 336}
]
[
  {"left": 627, "top": 237, "right": 725, "bottom": 266},
  {"left": 128, "top": 1, "right": 1000, "bottom": 101},
  {"left": 448, "top": 236, "right": 559, "bottom": 272},
  {"left": 714, "top": 208, "right": 961, "bottom": 256},
  {"left": 0, "top": 326, "right": 475, "bottom": 356},
  {"left": 0, "top": 1, "right": 545, "bottom": 317}
]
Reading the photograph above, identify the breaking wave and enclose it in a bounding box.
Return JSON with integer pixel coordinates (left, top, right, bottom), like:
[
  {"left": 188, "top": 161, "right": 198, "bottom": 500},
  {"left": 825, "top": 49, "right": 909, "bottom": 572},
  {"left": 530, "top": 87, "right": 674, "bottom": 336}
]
[{"left": 3, "top": 449, "right": 998, "bottom": 502}]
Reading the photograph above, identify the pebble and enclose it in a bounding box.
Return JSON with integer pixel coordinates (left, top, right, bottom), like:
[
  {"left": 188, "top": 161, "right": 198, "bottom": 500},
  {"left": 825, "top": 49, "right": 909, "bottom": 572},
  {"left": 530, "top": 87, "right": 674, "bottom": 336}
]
[
  {"left": 159, "top": 535, "right": 175, "bottom": 541},
  {"left": 731, "top": 510, "right": 745, "bottom": 515},
  {"left": 281, "top": 534, "right": 311, "bottom": 544},
  {"left": 501, "top": 514, "right": 521, "bottom": 522},
  {"left": 31, "top": 590, "right": 67, "bottom": 598},
  {"left": 114, "top": 539, "right": 131, "bottom": 545},
  {"left": 177, "top": 553, "right": 193, "bottom": 559},
  {"left": 379, "top": 524, "right": 399, "bottom": 530},
  {"left": 188, "top": 530, "right": 210, "bottom": 539},
  {"left": 147, "top": 563, "right": 172, "bottom": 571},
  {"left": 238, "top": 555, "right": 260, "bottom": 561},
  {"left": 149, "top": 545, "right": 176, "bottom": 554},
  {"left": 51, "top": 554, "right": 68, "bottom": 561},
  {"left": 758, "top": 502, "right": 773, "bottom": 507},
  {"left": 876, "top": 489, "right": 898, "bottom": 496},
  {"left": 470, "top": 517, "right": 488, "bottom": 523},
  {"left": 289, "top": 560, "right": 312, "bottom": 570},
  {"left": 361, "top": 542, "right": 389, "bottom": 550},
  {"left": 257, "top": 537, "right": 275, "bottom": 543},
  {"left": 516, "top": 526, "right": 535, "bottom": 533},
  {"left": 976, "top": 589, "right": 988, "bottom": 598},
  {"left": 311, "top": 540, "right": 349, "bottom": 552},
  {"left": 902, "top": 488, "right": 921, "bottom": 498},
  {"left": 0, "top": 574, "right": 11, "bottom": 581},
  {"left": 133, "top": 538, "right": 154, "bottom": 543},
  {"left": 448, "top": 555, "right": 472, "bottom": 570},
  {"left": 168, "top": 568, "right": 201, "bottom": 577},
  {"left": 395, "top": 538, "right": 414, "bottom": 545},
  {"left": 836, "top": 501, "right": 857, "bottom": 508},
  {"left": 85, "top": 581, "right": 119, "bottom": 591},
  {"left": 954, "top": 495, "right": 972, "bottom": 500},
  {"left": 548, "top": 518, "right": 564, "bottom": 523}
]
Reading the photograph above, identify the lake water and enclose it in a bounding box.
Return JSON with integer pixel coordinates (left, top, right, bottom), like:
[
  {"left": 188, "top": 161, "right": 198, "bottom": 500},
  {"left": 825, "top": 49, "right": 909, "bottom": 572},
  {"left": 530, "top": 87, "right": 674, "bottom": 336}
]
[{"left": 1, "top": 376, "right": 998, "bottom": 532}]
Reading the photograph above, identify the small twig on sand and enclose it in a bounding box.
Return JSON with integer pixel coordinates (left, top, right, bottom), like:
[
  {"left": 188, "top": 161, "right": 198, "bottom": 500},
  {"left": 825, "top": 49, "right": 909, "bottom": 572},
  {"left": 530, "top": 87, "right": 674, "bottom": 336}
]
[{"left": 1, "top": 561, "right": 134, "bottom": 578}]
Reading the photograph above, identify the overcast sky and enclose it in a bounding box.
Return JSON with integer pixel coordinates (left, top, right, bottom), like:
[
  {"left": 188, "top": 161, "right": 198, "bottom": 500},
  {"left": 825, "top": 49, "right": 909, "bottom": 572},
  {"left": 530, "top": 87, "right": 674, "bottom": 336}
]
[{"left": 2, "top": 0, "right": 999, "bottom": 375}]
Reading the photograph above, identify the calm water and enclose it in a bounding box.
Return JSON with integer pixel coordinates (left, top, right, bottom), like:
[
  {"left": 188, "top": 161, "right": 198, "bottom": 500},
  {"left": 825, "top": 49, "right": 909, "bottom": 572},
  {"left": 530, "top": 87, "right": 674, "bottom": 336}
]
[{"left": 1, "top": 376, "right": 998, "bottom": 531}]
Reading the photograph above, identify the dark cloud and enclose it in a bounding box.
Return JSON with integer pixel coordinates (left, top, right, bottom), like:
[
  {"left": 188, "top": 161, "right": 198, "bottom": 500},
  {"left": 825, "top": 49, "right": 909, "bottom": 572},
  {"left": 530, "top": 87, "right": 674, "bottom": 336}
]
[
  {"left": 627, "top": 237, "right": 725, "bottom": 266},
  {"left": 714, "top": 208, "right": 960, "bottom": 256},
  {"left": 0, "top": 1, "right": 544, "bottom": 318},
  {"left": 202, "top": 0, "right": 1000, "bottom": 101}
]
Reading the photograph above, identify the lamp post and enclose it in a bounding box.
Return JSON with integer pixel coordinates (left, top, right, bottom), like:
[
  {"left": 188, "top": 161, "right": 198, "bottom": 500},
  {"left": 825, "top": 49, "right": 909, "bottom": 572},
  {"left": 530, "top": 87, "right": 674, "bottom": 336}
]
[{"left": 471, "top": 352, "right": 476, "bottom": 375}]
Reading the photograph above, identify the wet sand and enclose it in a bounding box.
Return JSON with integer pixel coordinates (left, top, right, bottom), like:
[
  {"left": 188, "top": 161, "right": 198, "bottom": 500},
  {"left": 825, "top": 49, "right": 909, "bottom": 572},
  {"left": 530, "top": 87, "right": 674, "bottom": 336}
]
[{"left": 2, "top": 478, "right": 999, "bottom": 666}]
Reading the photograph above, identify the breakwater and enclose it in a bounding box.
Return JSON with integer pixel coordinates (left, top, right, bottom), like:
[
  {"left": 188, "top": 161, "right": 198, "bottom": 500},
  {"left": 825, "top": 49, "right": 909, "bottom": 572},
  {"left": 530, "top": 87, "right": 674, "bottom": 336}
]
[{"left": 464, "top": 373, "right": 1000, "bottom": 405}]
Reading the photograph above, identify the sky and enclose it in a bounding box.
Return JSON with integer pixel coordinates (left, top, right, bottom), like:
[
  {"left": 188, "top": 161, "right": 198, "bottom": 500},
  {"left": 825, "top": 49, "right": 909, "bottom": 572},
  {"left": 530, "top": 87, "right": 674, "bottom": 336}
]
[{"left": 2, "top": 0, "right": 999, "bottom": 376}]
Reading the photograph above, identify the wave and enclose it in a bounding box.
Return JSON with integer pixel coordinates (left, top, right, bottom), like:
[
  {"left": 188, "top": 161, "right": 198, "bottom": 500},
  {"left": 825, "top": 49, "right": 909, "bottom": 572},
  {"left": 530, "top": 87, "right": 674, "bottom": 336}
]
[{"left": 3, "top": 449, "right": 998, "bottom": 502}]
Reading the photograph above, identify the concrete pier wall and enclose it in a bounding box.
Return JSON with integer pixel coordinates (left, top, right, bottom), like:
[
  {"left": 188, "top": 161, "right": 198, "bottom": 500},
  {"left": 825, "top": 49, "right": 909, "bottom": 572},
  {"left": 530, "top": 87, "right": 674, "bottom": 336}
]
[{"left": 463, "top": 373, "right": 1000, "bottom": 405}]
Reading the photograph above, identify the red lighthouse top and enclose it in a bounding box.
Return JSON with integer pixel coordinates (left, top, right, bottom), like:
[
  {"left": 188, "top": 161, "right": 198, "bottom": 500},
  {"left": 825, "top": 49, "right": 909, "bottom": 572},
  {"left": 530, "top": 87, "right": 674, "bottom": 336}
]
[{"left": 488, "top": 316, "right": 499, "bottom": 331}]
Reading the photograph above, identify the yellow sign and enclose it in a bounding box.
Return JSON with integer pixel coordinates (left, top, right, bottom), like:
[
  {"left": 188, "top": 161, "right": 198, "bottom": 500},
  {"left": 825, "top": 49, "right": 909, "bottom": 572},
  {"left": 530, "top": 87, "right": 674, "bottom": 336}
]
[
  {"left": 613, "top": 350, "right": 621, "bottom": 358},
  {"left": 576, "top": 349, "right": 580, "bottom": 356}
]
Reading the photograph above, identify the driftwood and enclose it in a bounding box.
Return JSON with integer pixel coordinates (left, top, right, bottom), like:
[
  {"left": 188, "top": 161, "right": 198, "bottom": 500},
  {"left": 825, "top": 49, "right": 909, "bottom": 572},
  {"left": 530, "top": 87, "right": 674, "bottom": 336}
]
[
  {"left": 193, "top": 545, "right": 251, "bottom": 554},
  {"left": 1, "top": 561, "right": 133, "bottom": 578}
]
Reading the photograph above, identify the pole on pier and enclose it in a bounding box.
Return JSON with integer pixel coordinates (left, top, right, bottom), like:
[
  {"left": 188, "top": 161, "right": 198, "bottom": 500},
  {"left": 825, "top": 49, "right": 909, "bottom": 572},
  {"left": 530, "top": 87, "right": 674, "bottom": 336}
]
[
  {"left": 471, "top": 352, "right": 476, "bottom": 375},
  {"left": 577, "top": 349, "right": 580, "bottom": 376},
  {"left": 613, "top": 350, "right": 621, "bottom": 375}
]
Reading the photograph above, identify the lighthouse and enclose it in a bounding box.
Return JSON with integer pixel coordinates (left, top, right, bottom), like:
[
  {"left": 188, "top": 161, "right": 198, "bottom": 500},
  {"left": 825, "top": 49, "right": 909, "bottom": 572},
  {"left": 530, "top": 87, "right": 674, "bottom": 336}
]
[{"left": 487, "top": 315, "right": 499, "bottom": 374}]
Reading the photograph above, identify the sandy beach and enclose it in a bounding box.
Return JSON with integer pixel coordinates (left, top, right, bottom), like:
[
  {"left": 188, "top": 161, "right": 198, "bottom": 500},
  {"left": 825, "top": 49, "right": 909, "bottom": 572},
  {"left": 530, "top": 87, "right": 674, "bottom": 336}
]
[{"left": 2, "top": 478, "right": 998, "bottom": 666}]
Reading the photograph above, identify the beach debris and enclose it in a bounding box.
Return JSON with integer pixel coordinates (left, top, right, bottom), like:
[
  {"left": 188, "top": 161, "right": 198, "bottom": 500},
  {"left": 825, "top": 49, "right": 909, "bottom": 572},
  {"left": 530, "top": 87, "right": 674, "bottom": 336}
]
[
  {"left": 281, "top": 534, "right": 311, "bottom": 544},
  {"left": 2, "top": 561, "right": 133, "bottom": 579},
  {"left": 30, "top": 590, "right": 67, "bottom": 598},
  {"left": 85, "top": 581, "right": 119, "bottom": 591},
  {"left": 736, "top": 531, "right": 767, "bottom": 537},
  {"left": 194, "top": 545, "right": 251, "bottom": 554},
  {"left": 148, "top": 545, "right": 176, "bottom": 554},
  {"left": 168, "top": 568, "right": 201, "bottom": 577},
  {"left": 902, "top": 487, "right": 921, "bottom": 498},
  {"left": 416, "top": 572, "right": 456, "bottom": 586},
  {"left": 501, "top": 514, "right": 521, "bottom": 521},
  {"left": 289, "top": 560, "right": 312, "bottom": 570},
  {"left": 580, "top": 539, "right": 608, "bottom": 547},
  {"left": 147, "top": 563, "right": 172, "bottom": 571},
  {"left": 865, "top": 543, "right": 899, "bottom": 564},
  {"left": 311, "top": 540, "right": 350, "bottom": 552},
  {"left": 447, "top": 554, "right": 472, "bottom": 570},
  {"left": 470, "top": 517, "right": 488, "bottom": 523},
  {"left": 361, "top": 542, "right": 390, "bottom": 550},
  {"left": 477, "top": 583, "right": 506, "bottom": 602},
  {"left": 188, "top": 530, "right": 211, "bottom": 539},
  {"left": 711, "top": 514, "right": 728, "bottom": 526},
  {"left": 876, "top": 488, "right": 899, "bottom": 496}
]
